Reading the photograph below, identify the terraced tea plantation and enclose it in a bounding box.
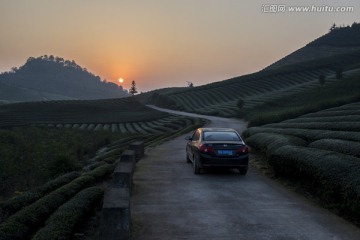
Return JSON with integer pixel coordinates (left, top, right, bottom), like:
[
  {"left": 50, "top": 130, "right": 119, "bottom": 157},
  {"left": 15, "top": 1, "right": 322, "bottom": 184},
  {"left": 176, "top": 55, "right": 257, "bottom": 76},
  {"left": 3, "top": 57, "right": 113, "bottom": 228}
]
[
  {"left": 0, "top": 97, "right": 203, "bottom": 134},
  {"left": 0, "top": 96, "right": 207, "bottom": 239},
  {"left": 143, "top": 49, "right": 360, "bottom": 118},
  {"left": 243, "top": 101, "right": 360, "bottom": 223},
  {"left": 148, "top": 67, "right": 335, "bottom": 117},
  {"left": 0, "top": 123, "right": 206, "bottom": 239},
  {"left": 0, "top": 97, "right": 168, "bottom": 126}
]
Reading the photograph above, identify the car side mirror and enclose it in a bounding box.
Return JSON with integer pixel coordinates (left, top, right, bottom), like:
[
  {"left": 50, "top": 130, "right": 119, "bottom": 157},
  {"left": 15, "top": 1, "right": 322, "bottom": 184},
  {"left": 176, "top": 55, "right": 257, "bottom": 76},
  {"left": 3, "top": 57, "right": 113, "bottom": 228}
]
[{"left": 185, "top": 136, "right": 192, "bottom": 141}]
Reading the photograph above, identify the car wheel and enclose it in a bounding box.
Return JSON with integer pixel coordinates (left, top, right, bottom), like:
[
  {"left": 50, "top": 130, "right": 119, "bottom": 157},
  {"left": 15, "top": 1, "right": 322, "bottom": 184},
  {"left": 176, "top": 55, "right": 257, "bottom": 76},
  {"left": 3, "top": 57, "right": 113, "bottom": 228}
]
[
  {"left": 193, "top": 155, "right": 201, "bottom": 175},
  {"left": 239, "top": 167, "right": 248, "bottom": 175},
  {"left": 186, "top": 152, "right": 191, "bottom": 163}
]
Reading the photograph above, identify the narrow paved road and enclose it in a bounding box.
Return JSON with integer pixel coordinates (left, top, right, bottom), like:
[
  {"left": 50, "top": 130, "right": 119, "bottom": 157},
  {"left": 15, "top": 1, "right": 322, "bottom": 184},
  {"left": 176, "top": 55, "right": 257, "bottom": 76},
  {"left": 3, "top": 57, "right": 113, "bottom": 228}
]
[{"left": 131, "top": 106, "right": 360, "bottom": 240}]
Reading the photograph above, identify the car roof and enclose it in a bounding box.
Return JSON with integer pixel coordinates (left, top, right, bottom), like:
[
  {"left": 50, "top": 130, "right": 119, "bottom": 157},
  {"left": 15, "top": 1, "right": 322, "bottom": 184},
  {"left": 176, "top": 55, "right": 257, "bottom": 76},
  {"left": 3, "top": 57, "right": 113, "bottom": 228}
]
[{"left": 200, "top": 128, "right": 237, "bottom": 132}]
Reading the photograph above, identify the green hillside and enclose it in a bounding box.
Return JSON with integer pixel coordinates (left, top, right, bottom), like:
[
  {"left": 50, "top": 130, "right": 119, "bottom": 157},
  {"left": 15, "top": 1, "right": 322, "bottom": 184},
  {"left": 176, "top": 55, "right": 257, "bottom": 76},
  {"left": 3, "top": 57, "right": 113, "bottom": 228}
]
[
  {"left": 245, "top": 69, "right": 360, "bottom": 126},
  {"left": 140, "top": 49, "right": 360, "bottom": 118},
  {"left": 136, "top": 23, "right": 360, "bottom": 118}
]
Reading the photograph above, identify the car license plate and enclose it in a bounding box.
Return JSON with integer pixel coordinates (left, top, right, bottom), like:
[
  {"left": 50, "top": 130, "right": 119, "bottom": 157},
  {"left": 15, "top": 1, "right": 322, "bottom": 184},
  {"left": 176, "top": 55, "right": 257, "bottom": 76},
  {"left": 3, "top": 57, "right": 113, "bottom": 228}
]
[{"left": 217, "top": 150, "right": 233, "bottom": 155}]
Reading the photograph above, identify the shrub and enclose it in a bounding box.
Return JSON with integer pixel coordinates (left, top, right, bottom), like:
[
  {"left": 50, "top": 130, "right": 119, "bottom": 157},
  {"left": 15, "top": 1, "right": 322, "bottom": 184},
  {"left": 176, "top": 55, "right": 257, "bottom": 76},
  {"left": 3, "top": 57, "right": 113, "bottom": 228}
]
[
  {"left": 283, "top": 115, "right": 360, "bottom": 123},
  {"left": 0, "top": 172, "right": 80, "bottom": 221},
  {"left": 263, "top": 122, "right": 360, "bottom": 132},
  {"left": 267, "top": 145, "right": 360, "bottom": 222},
  {"left": 32, "top": 187, "right": 104, "bottom": 240},
  {"left": 244, "top": 127, "right": 360, "bottom": 143},
  {"left": 309, "top": 139, "right": 360, "bottom": 157},
  {"left": 0, "top": 161, "right": 115, "bottom": 240},
  {"left": 46, "top": 155, "right": 81, "bottom": 177},
  {"left": 83, "top": 163, "right": 116, "bottom": 180},
  {"left": 0, "top": 175, "right": 96, "bottom": 240},
  {"left": 244, "top": 133, "right": 307, "bottom": 154},
  {"left": 237, "top": 98, "right": 245, "bottom": 109}
]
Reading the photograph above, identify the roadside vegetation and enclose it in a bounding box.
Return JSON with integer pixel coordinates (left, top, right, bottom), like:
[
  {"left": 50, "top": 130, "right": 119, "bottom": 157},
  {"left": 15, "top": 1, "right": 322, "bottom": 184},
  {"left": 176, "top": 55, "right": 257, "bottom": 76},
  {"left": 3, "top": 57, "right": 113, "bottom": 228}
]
[
  {"left": 0, "top": 97, "right": 207, "bottom": 239},
  {"left": 243, "top": 101, "right": 360, "bottom": 225},
  {"left": 0, "top": 127, "right": 118, "bottom": 200}
]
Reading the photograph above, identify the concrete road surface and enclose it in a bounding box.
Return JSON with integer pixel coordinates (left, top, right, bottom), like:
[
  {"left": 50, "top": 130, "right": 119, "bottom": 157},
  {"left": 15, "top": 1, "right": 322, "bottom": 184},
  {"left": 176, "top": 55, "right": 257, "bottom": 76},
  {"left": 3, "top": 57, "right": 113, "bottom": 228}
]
[{"left": 131, "top": 106, "right": 360, "bottom": 240}]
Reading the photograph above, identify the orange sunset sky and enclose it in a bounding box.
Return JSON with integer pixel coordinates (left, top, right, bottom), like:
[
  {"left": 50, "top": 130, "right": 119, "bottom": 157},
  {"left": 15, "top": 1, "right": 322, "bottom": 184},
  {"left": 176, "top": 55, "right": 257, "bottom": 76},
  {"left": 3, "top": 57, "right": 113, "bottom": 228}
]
[{"left": 0, "top": 0, "right": 359, "bottom": 92}]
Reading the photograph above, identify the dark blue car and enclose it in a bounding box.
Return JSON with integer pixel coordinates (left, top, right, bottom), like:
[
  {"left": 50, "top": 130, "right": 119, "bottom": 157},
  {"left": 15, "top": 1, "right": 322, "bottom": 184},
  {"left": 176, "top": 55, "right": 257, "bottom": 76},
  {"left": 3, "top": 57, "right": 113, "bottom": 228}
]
[{"left": 185, "top": 128, "right": 249, "bottom": 175}]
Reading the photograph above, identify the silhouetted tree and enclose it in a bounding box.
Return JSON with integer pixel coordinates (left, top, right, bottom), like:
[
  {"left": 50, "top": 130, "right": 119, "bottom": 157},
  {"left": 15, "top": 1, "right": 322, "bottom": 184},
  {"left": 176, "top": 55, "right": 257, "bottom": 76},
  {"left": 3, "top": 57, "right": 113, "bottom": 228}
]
[
  {"left": 237, "top": 98, "right": 244, "bottom": 109},
  {"left": 319, "top": 74, "right": 326, "bottom": 86},
  {"left": 336, "top": 67, "right": 343, "bottom": 80},
  {"left": 187, "top": 81, "right": 194, "bottom": 87},
  {"left": 130, "top": 80, "right": 138, "bottom": 96},
  {"left": 329, "top": 23, "right": 337, "bottom": 32}
]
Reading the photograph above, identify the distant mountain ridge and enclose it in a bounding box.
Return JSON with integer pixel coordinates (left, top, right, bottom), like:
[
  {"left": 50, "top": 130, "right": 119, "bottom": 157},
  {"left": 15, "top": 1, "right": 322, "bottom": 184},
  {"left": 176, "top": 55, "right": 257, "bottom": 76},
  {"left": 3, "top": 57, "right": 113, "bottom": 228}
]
[
  {"left": 265, "top": 22, "right": 360, "bottom": 70},
  {"left": 0, "top": 55, "right": 128, "bottom": 102}
]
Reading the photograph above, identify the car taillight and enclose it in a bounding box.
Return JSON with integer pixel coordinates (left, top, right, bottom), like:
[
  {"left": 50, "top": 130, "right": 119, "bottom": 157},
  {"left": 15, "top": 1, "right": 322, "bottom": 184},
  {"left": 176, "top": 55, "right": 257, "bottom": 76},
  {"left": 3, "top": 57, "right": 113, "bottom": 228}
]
[
  {"left": 236, "top": 145, "right": 248, "bottom": 154},
  {"left": 199, "top": 144, "right": 215, "bottom": 154}
]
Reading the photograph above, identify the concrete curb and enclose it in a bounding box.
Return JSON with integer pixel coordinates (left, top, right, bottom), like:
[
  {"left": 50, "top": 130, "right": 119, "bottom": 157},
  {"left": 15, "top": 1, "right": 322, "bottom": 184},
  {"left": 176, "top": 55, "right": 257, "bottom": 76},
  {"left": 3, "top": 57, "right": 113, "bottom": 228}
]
[{"left": 99, "top": 142, "right": 144, "bottom": 240}]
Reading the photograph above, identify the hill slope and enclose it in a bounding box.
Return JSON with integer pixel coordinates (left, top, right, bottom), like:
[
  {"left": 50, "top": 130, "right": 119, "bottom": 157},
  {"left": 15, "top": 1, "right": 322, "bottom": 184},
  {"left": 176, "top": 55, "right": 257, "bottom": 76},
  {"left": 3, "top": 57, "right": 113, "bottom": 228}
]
[
  {"left": 266, "top": 23, "right": 360, "bottom": 70},
  {"left": 0, "top": 55, "right": 128, "bottom": 102},
  {"left": 139, "top": 23, "right": 360, "bottom": 118}
]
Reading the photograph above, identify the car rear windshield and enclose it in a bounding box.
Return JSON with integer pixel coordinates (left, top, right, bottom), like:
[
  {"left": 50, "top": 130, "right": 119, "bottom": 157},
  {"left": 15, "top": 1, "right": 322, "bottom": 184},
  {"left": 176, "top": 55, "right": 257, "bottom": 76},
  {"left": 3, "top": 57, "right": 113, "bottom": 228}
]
[{"left": 203, "top": 131, "right": 240, "bottom": 141}]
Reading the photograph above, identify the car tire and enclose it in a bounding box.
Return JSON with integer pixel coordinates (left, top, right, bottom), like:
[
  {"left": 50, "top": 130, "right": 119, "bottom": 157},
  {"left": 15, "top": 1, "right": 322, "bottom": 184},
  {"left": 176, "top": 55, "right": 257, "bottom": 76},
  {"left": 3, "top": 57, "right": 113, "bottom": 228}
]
[
  {"left": 186, "top": 152, "right": 191, "bottom": 163},
  {"left": 193, "top": 155, "right": 201, "bottom": 175},
  {"left": 239, "top": 167, "right": 248, "bottom": 175}
]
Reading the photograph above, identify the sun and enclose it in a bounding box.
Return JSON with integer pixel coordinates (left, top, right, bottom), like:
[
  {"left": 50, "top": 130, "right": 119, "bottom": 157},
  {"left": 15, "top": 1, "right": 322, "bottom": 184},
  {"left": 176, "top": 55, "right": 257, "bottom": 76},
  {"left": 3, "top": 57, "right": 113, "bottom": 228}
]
[{"left": 118, "top": 78, "right": 124, "bottom": 83}]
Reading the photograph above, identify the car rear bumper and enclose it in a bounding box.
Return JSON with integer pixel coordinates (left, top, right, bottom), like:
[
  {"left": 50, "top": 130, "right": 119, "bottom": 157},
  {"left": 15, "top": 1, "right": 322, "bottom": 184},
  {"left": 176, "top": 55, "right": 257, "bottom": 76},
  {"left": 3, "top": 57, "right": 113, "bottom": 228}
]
[{"left": 199, "top": 153, "right": 249, "bottom": 168}]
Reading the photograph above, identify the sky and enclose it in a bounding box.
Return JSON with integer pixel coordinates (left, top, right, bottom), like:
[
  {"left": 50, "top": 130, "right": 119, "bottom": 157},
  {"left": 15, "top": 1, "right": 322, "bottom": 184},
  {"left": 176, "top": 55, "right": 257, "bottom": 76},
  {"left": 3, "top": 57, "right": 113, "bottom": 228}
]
[{"left": 0, "top": 0, "right": 359, "bottom": 92}]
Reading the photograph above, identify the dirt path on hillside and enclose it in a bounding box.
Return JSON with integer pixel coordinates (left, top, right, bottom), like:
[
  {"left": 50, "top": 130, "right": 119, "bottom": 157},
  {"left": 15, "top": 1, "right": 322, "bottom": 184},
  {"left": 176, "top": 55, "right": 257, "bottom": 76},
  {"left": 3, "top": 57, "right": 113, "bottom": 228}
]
[{"left": 131, "top": 106, "right": 360, "bottom": 240}]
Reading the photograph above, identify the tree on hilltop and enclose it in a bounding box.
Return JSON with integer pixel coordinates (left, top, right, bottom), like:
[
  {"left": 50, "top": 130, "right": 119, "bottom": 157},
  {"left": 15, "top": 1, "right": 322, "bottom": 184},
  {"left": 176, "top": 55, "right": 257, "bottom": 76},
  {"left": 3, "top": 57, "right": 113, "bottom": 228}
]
[
  {"left": 130, "top": 80, "right": 138, "bottom": 96},
  {"left": 336, "top": 67, "right": 343, "bottom": 80},
  {"left": 319, "top": 74, "right": 326, "bottom": 86},
  {"left": 237, "top": 98, "right": 244, "bottom": 109}
]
